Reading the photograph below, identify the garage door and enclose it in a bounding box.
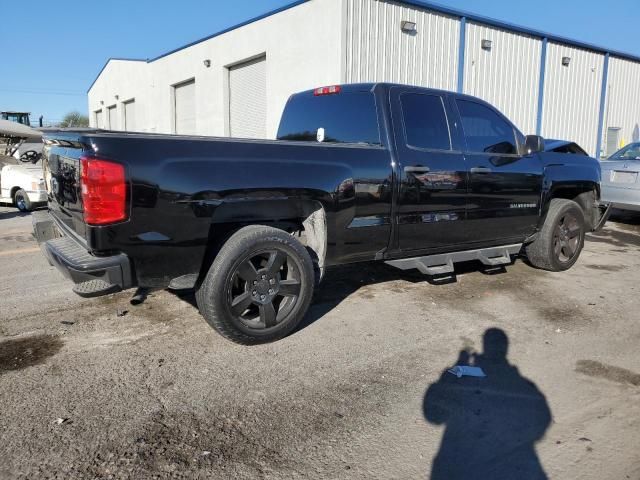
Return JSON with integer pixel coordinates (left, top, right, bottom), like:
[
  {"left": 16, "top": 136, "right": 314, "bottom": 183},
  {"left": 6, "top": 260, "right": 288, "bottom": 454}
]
[
  {"left": 95, "top": 110, "right": 103, "bottom": 128},
  {"left": 229, "top": 56, "right": 266, "bottom": 138},
  {"left": 174, "top": 79, "right": 196, "bottom": 135},
  {"left": 124, "top": 100, "right": 135, "bottom": 131},
  {"left": 107, "top": 106, "right": 117, "bottom": 130}
]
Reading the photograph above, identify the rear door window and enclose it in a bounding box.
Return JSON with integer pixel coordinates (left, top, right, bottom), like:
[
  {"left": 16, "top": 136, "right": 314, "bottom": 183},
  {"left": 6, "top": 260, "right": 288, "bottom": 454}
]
[
  {"left": 400, "top": 93, "right": 451, "bottom": 151},
  {"left": 456, "top": 99, "right": 517, "bottom": 155},
  {"left": 277, "top": 91, "right": 381, "bottom": 145}
]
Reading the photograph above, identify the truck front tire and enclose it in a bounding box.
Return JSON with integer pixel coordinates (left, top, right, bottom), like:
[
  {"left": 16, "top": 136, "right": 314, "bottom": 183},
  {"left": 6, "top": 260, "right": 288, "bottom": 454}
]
[
  {"left": 196, "top": 225, "right": 315, "bottom": 344},
  {"left": 525, "top": 199, "right": 586, "bottom": 271},
  {"left": 14, "top": 189, "right": 33, "bottom": 212}
]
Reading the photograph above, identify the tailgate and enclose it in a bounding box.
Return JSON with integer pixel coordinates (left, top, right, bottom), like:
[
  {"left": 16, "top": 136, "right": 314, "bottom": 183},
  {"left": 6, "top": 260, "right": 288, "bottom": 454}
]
[{"left": 42, "top": 133, "right": 88, "bottom": 241}]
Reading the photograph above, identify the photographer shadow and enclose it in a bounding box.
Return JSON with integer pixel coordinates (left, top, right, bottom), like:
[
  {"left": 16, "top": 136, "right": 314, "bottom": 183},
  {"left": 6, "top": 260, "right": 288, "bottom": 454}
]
[{"left": 423, "top": 328, "right": 552, "bottom": 480}]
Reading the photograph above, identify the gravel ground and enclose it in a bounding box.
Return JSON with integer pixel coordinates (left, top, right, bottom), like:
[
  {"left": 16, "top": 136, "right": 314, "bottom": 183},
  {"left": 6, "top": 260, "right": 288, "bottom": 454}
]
[{"left": 1, "top": 205, "right": 640, "bottom": 479}]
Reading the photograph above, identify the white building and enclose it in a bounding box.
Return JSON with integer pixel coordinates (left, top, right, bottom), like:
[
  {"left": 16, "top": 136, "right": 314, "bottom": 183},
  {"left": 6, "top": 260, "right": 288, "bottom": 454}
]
[{"left": 88, "top": 0, "right": 640, "bottom": 158}]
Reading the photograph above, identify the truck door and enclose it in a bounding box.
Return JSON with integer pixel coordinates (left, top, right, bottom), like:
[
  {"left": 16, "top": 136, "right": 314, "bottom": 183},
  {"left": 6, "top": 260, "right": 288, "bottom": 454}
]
[
  {"left": 453, "top": 98, "right": 543, "bottom": 243},
  {"left": 390, "top": 87, "right": 468, "bottom": 252}
]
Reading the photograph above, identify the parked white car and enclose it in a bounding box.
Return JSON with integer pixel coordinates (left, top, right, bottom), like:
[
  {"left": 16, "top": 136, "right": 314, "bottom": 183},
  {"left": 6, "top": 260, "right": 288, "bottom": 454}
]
[
  {"left": 600, "top": 143, "right": 640, "bottom": 212},
  {"left": 0, "top": 155, "right": 46, "bottom": 211}
]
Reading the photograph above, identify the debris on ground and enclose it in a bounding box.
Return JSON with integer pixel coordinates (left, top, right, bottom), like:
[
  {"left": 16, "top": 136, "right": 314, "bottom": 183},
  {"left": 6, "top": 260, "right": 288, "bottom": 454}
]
[
  {"left": 130, "top": 288, "right": 148, "bottom": 306},
  {"left": 447, "top": 366, "right": 487, "bottom": 378},
  {"left": 116, "top": 309, "right": 128, "bottom": 317}
]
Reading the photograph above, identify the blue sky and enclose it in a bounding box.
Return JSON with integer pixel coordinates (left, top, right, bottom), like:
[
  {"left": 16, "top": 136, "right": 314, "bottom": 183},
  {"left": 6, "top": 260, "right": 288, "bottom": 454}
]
[{"left": 2, "top": 0, "right": 639, "bottom": 123}]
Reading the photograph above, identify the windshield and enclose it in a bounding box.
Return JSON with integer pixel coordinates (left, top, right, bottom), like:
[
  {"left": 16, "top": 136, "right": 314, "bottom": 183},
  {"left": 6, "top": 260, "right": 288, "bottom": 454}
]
[{"left": 610, "top": 143, "right": 640, "bottom": 160}]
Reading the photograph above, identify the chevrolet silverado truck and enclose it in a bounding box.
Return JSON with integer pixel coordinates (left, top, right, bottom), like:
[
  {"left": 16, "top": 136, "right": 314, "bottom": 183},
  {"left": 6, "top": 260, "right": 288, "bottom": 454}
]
[{"left": 33, "top": 83, "right": 607, "bottom": 344}]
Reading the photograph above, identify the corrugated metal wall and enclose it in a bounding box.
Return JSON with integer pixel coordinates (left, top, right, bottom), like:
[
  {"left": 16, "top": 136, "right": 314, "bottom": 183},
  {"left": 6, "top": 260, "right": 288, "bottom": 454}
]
[
  {"left": 345, "top": 0, "right": 459, "bottom": 91},
  {"left": 343, "top": 0, "right": 632, "bottom": 157},
  {"left": 604, "top": 57, "right": 640, "bottom": 152},
  {"left": 463, "top": 22, "right": 542, "bottom": 135},
  {"left": 541, "top": 43, "right": 605, "bottom": 156}
]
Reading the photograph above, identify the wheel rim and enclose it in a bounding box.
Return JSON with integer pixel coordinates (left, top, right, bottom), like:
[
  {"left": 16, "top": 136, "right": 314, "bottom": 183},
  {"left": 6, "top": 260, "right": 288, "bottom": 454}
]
[
  {"left": 16, "top": 195, "right": 26, "bottom": 211},
  {"left": 226, "top": 248, "right": 302, "bottom": 330},
  {"left": 553, "top": 212, "right": 581, "bottom": 263}
]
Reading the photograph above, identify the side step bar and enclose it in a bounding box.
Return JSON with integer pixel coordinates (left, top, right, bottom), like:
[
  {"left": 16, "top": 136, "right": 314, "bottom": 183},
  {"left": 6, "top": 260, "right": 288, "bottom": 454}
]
[{"left": 385, "top": 244, "right": 523, "bottom": 276}]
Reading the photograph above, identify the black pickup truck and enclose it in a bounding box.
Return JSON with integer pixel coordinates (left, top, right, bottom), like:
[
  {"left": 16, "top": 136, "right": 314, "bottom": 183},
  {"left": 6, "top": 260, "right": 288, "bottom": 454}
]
[{"left": 34, "top": 83, "right": 607, "bottom": 344}]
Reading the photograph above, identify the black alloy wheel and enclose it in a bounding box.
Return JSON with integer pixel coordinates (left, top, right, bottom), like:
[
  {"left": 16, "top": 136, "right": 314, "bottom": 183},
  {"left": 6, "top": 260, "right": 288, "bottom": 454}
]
[
  {"left": 227, "top": 249, "right": 302, "bottom": 329},
  {"left": 196, "top": 225, "right": 315, "bottom": 344},
  {"left": 552, "top": 211, "right": 581, "bottom": 264},
  {"left": 525, "top": 198, "right": 585, "bottom": 272}
]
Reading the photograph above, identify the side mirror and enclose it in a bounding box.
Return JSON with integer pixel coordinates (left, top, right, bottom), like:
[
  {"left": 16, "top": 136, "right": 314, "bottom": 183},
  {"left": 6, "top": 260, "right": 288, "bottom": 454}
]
[{"left": 524, "top": 135, "right": 545, "bottom": 155}]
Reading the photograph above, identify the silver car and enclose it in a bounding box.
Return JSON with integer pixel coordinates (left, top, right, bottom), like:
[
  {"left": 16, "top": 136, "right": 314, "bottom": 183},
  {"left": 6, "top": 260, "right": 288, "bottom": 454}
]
[{"left": 600, "top": 143, "right": 640, "bottom": 212}]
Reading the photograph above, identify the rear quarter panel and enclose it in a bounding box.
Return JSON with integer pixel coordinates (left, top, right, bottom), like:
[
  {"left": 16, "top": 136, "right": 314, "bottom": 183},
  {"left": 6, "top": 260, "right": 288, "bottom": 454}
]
[
  {"left": 81, "top": 134, "right": 391, "bottom": 287},
  {"left": 537, "top": 152, "right": 602, "bottom": 227}
]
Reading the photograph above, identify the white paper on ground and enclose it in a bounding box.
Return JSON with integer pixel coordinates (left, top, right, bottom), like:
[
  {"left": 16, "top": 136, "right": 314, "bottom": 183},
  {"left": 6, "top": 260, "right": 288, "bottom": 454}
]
[{"left": 447, "top": 366, "right": 487, "bottom": 378}]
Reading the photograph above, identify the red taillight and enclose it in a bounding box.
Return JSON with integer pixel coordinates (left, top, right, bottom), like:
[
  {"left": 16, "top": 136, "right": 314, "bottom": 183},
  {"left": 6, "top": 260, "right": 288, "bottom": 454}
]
[
  {"left": 80, "top": 156, "right": 127, "bottom": 226},
  {"left": 313, "top": 85, "right": 342, "bottom": 96}
]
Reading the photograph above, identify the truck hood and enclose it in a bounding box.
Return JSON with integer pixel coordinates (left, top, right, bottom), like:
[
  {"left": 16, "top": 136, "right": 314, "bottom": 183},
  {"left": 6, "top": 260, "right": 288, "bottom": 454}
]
[
  {"left": 1, "top": 162, "right": 44, "bottom": 180},
  {"left": 538, "top": 151, "right": 601, "bottom": 176}
]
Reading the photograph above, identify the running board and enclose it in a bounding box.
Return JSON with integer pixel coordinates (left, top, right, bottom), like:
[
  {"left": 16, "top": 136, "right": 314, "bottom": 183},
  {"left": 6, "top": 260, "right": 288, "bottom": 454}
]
[{"left": 385, "top": 244, "right": 523, "bottom": 276}]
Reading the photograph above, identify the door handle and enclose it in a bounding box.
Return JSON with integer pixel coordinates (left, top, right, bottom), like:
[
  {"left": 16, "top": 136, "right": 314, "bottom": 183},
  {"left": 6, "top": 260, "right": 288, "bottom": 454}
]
[
  {"left": 404, "top": 166, "right": 430, "bottom": 173},
  {"left": 470, "top": 166, "right": 492, "bottom": 174}
]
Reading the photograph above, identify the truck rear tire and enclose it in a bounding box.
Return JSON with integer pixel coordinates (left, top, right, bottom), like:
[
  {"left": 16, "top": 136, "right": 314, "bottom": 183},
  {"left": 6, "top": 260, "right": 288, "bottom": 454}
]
[
  {"left": 525, "top": 198, "right": 586, "bottom": 271},
  {"left": 14, "top": 189, "right": 32, "bottom": 212},
  {"left": 196, "top": 225, "right": 315, "bottom": 344}
]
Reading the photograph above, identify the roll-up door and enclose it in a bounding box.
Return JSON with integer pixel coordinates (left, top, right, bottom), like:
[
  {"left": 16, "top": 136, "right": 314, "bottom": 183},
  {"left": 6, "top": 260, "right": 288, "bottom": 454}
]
[
  {"left": 174, "top": 79, "right": 196, "bottom": 135},
  {"left": 124, "top": 100, "right": 135, "bottom": 131},
  {"left": 229, "top": 56, "right": 266, "bottom": 138},
  {"left": 95, "top": 110, "right": 103, "bottom": 128},
  {"left": 107, "top": 105, "right": 117, "bottom": 130}
]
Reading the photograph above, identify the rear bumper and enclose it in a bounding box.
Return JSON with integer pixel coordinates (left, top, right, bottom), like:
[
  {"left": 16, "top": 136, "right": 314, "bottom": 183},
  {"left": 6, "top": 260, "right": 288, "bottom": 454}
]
[
  {"left": 600, "top": 184, "right": 640, "bottom": 211},
  {"left": 33, "top": 212, "right": 134, "bottom": 292},
  {"left": 603, "top": 201, "right": 640, "bottom": 212}
]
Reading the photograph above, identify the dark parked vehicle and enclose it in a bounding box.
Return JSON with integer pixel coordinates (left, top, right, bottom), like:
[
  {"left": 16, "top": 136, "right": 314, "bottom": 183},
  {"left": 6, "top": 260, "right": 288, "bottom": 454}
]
[{"left": 34, "top": 83, "right": 608, "bottom": 344}]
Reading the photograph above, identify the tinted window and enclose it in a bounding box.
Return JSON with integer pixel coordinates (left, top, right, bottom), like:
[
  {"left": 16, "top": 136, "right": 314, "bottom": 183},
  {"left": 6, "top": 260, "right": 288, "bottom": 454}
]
[
  {"left": 401, "top": 94, "right": 451, "bottom": 150},
  {"left": 456, "top": 100, "right": 517, "bottom": 155},
  {"left": 277, "top": 92, "right": 380, "bottom": 145}
]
